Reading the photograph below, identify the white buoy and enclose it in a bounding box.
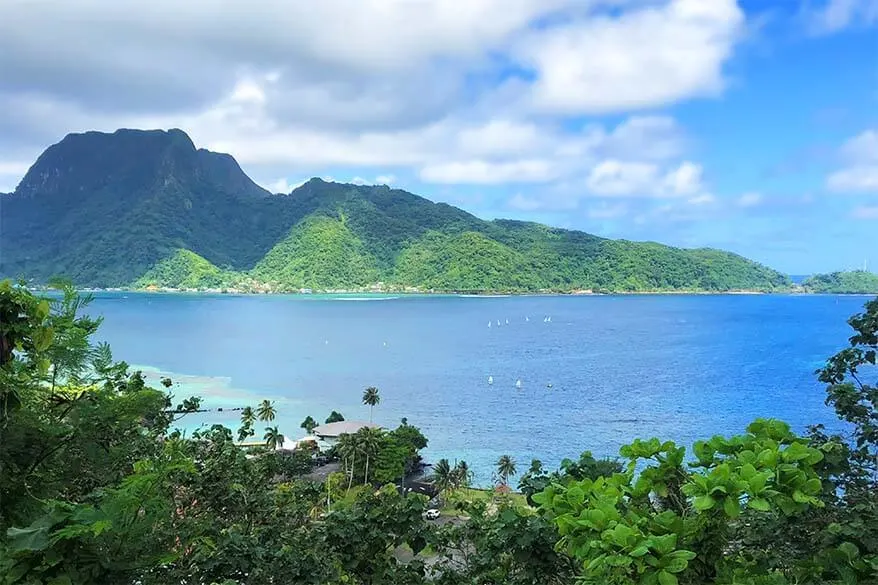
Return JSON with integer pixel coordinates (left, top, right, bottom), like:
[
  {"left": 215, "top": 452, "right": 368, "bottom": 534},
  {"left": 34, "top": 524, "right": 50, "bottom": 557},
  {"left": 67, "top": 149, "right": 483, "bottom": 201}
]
[
  {"left": 515, "top": 379, "right": 522, "bottom": 389},
  {"left": 488, "top": 376, "right": 494, "bottom": 385}
]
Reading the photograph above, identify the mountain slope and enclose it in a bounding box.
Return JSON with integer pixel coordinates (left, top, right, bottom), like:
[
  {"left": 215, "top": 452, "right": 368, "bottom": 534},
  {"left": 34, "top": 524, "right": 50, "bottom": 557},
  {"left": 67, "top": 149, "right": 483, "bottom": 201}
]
[
  {"left": 802, "top": 271, "right": 878, "bottom": 294},
  {"left": 0, "top": 129, "right": 298, "bottom": 286},
  {"left": 0, "top": 128, "right": 791, "bottom": 292}
]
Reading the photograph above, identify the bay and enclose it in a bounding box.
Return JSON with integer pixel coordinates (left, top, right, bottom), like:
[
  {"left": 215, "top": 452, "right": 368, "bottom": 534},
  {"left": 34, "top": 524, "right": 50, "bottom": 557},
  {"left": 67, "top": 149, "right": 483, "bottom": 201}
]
[{"left": 89, "top": 292, "right": 866, "bottom": 485}]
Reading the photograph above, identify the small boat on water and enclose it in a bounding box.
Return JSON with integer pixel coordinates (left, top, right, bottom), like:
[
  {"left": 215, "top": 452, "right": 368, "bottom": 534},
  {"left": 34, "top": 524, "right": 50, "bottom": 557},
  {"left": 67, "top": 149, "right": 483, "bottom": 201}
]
[
  {"left": 515, "top": 379, "right": 522, "bottom": 389},
  {"left": 488, "top": 376, "right": 494, "bottom": 385}
]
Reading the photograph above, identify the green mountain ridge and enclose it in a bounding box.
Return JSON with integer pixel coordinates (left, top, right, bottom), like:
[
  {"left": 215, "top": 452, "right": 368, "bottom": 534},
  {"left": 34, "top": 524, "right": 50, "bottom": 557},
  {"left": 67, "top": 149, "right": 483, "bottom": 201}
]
[{"left": 1, "top": 128, "right": 793, "bottom": 292}]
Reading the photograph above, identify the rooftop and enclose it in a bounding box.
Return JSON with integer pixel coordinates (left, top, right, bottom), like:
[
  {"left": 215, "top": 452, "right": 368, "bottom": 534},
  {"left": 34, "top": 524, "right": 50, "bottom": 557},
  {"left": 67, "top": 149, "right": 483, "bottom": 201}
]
[{"left": 312, "top": 420, "right": 379, "bottom": 438}]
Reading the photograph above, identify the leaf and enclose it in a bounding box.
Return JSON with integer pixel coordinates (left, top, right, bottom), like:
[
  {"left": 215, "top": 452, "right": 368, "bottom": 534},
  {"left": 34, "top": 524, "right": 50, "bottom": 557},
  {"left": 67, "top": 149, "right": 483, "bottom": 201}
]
[
  {"left": 748, "top": 497, "right": 770, "bottom": 512},
  {"left": 6, "top": 526, "right": 50, "bottom": 552},
  {"left": 693, "top": 496, "right": 715, "bottom": 511},
  {"left": 658, "top": 569, "right": 678, "bottom": 585},
  {"left": 630, "top": 545, "right": 650, "bottom": 557},
  {"left": 723, "top": 496, "right": 740, "bottom": 518}
]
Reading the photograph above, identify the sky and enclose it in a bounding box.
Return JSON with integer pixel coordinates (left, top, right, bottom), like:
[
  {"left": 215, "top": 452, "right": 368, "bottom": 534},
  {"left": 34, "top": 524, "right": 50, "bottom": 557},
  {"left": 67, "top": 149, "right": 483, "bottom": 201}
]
[{"left": 0, "top": 0, "right": 876, "bottom": 274}]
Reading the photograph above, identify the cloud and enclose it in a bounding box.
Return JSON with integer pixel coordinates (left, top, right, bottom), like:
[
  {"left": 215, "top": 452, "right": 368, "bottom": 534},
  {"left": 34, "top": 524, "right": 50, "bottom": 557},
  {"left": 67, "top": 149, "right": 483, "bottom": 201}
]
[
  {"left": 585, "top": 160, "right": 705, "bottom": 197},
  {"left": 264, "top": 177, "right": 307, "bottom": 194},
  {"left": 826, "top": 129, "right": 878, "bottom": 193},
  {"left": 0, "top": 0, "right": 739, "bottom": 225},
  {"left": 517, "top": 0, "right": 745, "bottom": 114},
  {"left": 805, "top": 0, "right": 878, "bottom": 35},
  {"left": 736, "top": 192, "right": 763, "bottom": 207},
  {"left": 508, "top": 193, "right": 544, "bottom": 211},
  {"left": 375, "top": 174, "right": 397, "bottom": 185}
]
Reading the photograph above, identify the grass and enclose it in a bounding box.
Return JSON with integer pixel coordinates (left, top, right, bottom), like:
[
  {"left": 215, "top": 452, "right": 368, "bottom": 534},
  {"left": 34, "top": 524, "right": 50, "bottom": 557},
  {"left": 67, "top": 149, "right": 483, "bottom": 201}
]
[{"left": 439, "top": 487, "right": 529, "bottom": 513}]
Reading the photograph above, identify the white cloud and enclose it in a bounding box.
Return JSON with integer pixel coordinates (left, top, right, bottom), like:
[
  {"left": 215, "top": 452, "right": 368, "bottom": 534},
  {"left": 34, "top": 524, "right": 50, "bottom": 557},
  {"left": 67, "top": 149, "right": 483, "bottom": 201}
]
[
  {"left": 375, "top": 174, "right": 397, "bottom": 185},
  {"left": 806, "top": 0, "right": 878, "bottom": 35},
  {"left": 420, "top": 159, "right": 556, "bottom": 184},
  {"left": 585, "top": 160, "right": 705, "bottom": 198},
  {"left": 586, "top": 160, "right": 659, "bottom": 195},
  {"left": 0, "top": 0, "right": 736, "bottom": 216},
  {"left": 662, "top": 161, "right": 704, "bottom": 196},
  {"left": 264, "top": 177, "right": 307, "bottom": 193},
  {"left": 519, "top": 0, "right": 745, "bottom": 114},
  {"left": 508, "top": 193, "right": 544, "bottom": 211},
  {"left": 351, "top": 176, "right": 368, "bottom": 185},
  {"left": 737, "top": 191, "right": 762, "bottom": 207},
  {"left": 827, "top": 129, "right": 878, "bottom": 193}
]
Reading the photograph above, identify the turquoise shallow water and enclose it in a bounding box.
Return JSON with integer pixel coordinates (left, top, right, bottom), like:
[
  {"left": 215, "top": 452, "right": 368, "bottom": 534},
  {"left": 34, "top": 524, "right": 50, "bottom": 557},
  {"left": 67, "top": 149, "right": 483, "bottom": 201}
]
[{"left": 89, "top": 292, "right": 869, "bottom": 485}]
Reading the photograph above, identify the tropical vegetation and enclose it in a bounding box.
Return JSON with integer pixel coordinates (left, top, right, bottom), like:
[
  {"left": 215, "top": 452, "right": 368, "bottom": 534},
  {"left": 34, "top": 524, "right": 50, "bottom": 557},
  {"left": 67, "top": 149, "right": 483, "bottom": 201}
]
[
  {"left": 1, "top": 280, "right": 876, "bottom": 584},
  {"left": 802, "top": 270, "right": 878, "bottom": 294},
  {"left": 0, "top": 128, "right": 792, "bottom": 293}
]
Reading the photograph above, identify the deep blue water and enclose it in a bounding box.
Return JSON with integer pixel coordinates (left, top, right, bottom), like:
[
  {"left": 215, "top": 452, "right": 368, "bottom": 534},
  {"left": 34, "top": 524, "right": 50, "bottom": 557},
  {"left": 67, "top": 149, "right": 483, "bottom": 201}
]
[{"left": 88, "top": 293, "right": 869, "bottom": 485}]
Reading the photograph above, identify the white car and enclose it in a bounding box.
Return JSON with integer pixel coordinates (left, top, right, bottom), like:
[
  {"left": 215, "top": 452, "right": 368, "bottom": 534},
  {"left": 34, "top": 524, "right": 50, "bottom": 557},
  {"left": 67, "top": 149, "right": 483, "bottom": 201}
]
[{"left": 424, "top": 508, "right": 441, "bottom": 520}]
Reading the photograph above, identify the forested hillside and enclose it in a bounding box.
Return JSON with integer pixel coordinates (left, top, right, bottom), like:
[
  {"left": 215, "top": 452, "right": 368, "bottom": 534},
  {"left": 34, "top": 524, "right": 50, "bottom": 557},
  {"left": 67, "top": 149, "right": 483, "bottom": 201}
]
[
  {"left": 802, "top": 270, "right": 878, "bottom": 294},
  {"left": 0, "top": 128, "right": 791, "bottom": 292}
]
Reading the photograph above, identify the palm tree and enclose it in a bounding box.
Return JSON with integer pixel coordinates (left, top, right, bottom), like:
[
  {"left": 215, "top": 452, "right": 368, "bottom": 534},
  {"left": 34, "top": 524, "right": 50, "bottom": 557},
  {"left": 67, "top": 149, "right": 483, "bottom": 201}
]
[
  {"left": 257, "top": 400, "right": 276, "bottom": 422},
  {"left": 496, "top": 455, "right": 517, "bottom": 488},
  {"left": 337, "top": 433, "right": 358, "bottom": 491},
  {"left": 356, "top": 426, "right": 383, "bottom": 485},
  {"left": 241, "top": 406, "right": 255, "bottom": 426},
  {"left": 300, "top": 415, "right": 318, "bottom": 434},
  {"left": 453, "top": 460, "right": 471, "bottom": 490},
  {"left": 431, "top": 458, "right": 454, "bottom": 495},
  {"left": 362, "top": 386, "right": 380, "bottom": 423},
  {"left": 263, "top": 426, "right": 284, "bottom": 450}
]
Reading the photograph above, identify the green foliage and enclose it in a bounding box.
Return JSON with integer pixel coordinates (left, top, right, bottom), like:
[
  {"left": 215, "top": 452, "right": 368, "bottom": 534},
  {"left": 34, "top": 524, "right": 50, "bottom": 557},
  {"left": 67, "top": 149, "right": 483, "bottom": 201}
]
[
  {"left": 0, "top": 130, "right": 791, "bottom": 292},
  {"left": 133, "top": 249, "right": 237, "bottom": 289},
  {"left": 325, "top": 410, "right": 345, "bottom": 424},
  {"left": 300, "top": 415, "right": 318, "bottom": 433},
  {"left": 431, "top": 500, "right": 574, "bottom": 585},
  {"left": 533, "top": 419, "right": 835, "bottom": 584},
  {"left": 252, "top": 215, "right": 379, "bottom": 289},
  {"left": 496, "top": 455, "right": 517, "bottom": 484},
  {"left": 803, "top": 271, "right": 878, "bottom": 294}
]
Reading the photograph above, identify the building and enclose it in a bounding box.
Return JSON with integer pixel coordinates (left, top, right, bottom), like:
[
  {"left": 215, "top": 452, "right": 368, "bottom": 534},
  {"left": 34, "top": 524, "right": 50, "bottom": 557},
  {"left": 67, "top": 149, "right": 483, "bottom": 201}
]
[{"left": 311, "top": 421, "right": 379, "bottom": 446}]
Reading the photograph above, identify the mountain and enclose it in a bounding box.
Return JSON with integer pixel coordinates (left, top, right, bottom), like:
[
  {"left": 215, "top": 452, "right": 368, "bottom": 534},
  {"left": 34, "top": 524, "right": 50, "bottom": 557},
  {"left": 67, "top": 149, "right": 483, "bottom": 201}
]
[
  {"left": 802, "top": 271, "right": 878, "bottom": 294},
  {"left": 0, "top": 129, "right": 791, "bottom": 293}
]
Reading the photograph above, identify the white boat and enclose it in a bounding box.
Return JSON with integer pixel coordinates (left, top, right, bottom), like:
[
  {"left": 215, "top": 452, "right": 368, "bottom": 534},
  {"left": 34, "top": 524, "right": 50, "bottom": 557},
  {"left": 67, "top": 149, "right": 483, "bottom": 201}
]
[
  {"left": 515, "top": 379, "right": 522, "bottom": 389},
  {"left": 488, "top": 376, "right": 494, "bottom": 385},
  {"left": 488, "top": 321, "right": 491, "bottom": 328},
  {"left": 497, "top": 320, "right": 501, "bottom": 326},
  {"left": 505, "top": 318, "right": 509, "bottom": 324}
]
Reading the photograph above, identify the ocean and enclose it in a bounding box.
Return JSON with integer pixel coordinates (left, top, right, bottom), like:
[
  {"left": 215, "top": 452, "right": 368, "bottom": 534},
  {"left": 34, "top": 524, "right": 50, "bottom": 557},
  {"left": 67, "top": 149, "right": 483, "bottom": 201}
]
[{"left": 88, "top": 292, "right": 869, "bottom": 485}]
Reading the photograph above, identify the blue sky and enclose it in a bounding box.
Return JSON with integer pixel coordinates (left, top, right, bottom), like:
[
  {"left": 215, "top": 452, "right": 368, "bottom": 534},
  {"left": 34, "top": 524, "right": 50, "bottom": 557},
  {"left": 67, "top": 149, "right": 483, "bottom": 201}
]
[{"left": 1, "top": 0, "right": 876, "bottom": 273}]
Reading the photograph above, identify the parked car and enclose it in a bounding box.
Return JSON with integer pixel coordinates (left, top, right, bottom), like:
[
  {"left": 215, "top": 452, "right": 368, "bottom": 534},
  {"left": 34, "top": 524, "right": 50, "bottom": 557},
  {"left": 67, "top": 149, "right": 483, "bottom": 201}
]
[{"left": 424, "top": 508, "right": 441, "bottom": 520}]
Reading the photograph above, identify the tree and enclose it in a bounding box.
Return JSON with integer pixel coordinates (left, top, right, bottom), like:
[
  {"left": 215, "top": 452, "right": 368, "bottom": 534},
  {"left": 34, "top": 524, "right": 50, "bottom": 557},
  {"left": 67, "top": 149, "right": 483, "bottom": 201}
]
[
  {"left": 325, "top": 410, "right": 345, "bottom": 424},
  {"left": 256, "top": 399, "right": 276, "bottom": 422},
  {"left": 534, "top": 419, "right": 838, "bottom": 584},
  {"left": 452, "top": 460, "right": 471, "bottom": 490},
  {"left": 241, "top": 406, "right": 255, "bottom": 426},
  {"left": 357, "top": 426, "right": 383, "bottom": 485},
  {"left": 495, "top": 455, "right": 516, "bottom": 488},
  {"left": 264, "top": 426, "right": 284, "bottom": 450},
  {"left": 337, "top": 432, "right": 358, "bottom": 491},
  {"left": 300, "top": 415, "right": 318, "bottom": 434},
  {"left": 431, "top": 458, "right": 454, "bottom": 495},
  {"left": 362, "top": 386, "right": 380, "bottom": 423}
]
